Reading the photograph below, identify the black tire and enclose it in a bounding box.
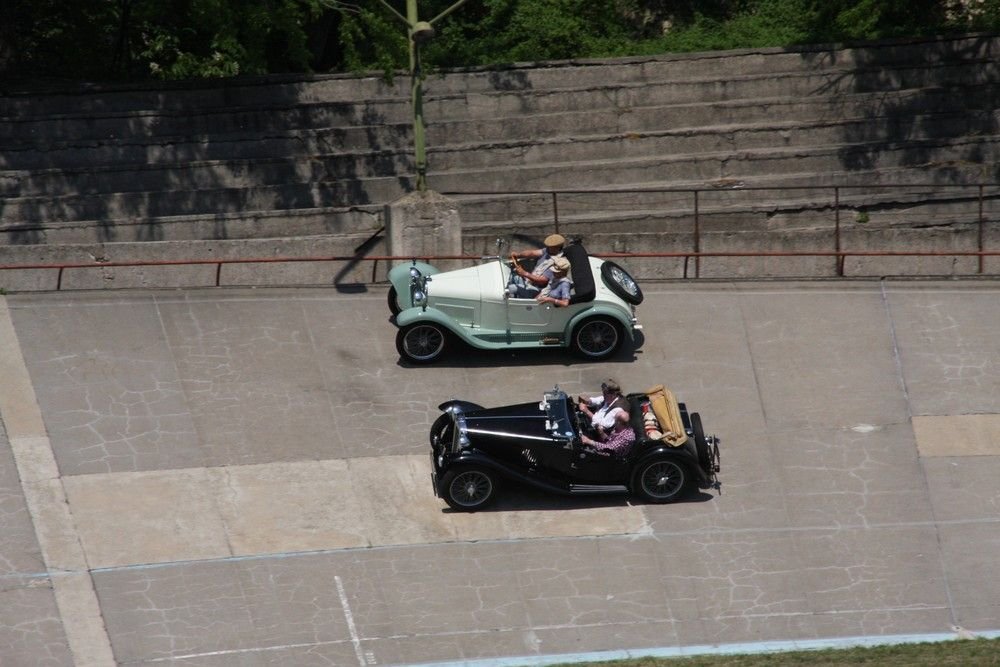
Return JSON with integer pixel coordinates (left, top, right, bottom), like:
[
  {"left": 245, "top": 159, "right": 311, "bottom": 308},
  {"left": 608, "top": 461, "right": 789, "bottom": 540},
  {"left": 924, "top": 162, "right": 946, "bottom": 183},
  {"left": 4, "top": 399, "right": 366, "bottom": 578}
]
[
  {"left": 600, "top": 261, "right": 643, "bottom": 305},
  {"left": 387, "top": 286, "right": 401, "bottom": 316},
  {"left": 570, "top": 317, "right": 623, "bottom": 360},
  {"left": 632, "top": 457, "right": 688, "bottom": 503},
  {"left": 396, "top": 323, "right": 448, "bottom": 363},
  {"left": 441, "top": 466, "right": 498, "bottom": 511},
  {"left": 691, "top": 412, "right": 711, "bottom": 473}
]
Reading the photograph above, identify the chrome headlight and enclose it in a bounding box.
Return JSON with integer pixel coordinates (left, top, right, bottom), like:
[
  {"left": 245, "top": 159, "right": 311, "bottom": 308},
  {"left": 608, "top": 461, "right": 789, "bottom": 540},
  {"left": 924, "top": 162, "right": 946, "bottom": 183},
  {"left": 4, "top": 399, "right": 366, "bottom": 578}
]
[
  {"left": 409, "top": 267, "right": 422, "bottom": 280},
  {"left": 412, "top": 290, "right": 426, "bottom": 305}
]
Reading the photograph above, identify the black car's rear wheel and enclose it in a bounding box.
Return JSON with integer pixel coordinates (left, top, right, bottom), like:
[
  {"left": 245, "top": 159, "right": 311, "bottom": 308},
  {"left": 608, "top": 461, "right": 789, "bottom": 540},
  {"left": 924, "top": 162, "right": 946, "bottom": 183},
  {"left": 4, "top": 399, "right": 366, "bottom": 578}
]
[
  {"left": 570, "top": 317, "right": 623, "bottom": 360},
  {"left": 600, "top": 261, "right": 643, "bottom": 305},
  {"left": 396, "top": 323, "right": 448, "bottom": 363},
  {"left": 632, "top": 458, "right": 688, "bottom": 503},
  {"left": 442, "top": 466, "right": 498, "bottom": 511},
  {"left": 387, "top": 286, "right": 401, "bottom": 316}
]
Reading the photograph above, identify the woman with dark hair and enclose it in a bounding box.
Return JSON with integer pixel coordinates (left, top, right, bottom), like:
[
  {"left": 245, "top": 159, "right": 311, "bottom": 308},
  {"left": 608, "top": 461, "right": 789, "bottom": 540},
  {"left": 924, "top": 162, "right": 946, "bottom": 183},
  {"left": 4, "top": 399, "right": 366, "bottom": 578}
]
[{"left": 578, "top": 378, "right": 630, "bottom": 440}]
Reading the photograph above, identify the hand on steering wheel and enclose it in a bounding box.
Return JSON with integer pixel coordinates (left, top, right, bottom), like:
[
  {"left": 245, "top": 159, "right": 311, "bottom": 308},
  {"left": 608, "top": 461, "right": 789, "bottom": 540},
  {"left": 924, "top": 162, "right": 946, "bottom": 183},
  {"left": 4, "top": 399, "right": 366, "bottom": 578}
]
[{"left": 510, "top": 252, "right": 520, "bottom": 268}]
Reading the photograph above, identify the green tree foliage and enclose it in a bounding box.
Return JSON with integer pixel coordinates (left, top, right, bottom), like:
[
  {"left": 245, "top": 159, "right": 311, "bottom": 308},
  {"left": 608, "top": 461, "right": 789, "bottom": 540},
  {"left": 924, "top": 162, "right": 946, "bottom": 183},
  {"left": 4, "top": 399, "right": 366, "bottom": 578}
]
[
  {"left": 2, "top": 0, "right": 1000, "bottom": 83},
  {"left": 1, "top": 0, "right": 327, "bottom": 82}
]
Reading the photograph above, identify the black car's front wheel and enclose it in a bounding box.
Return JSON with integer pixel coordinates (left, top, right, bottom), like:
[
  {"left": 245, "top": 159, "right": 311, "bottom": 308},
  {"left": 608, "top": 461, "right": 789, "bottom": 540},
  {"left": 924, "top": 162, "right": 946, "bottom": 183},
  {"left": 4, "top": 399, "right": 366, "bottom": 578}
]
[
  {"left": 441, "top": 466, "right": 498, "bottom": 511},
  {"left": 396, "top": 323, "right": 448, "bottom": 363},
  {"left": 632, "top": 458, "right": 688, "bottom": 503},
  {"left": 570, "top": 317, "right": 623, "bottom": 360}
]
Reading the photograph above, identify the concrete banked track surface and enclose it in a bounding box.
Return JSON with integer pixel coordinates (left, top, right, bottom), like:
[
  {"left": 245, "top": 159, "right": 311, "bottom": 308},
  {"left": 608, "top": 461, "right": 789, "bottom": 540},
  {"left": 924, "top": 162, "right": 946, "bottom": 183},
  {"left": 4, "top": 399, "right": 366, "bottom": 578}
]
[{"left": 1, "top": 279, "right": 998, "bottom": 665}]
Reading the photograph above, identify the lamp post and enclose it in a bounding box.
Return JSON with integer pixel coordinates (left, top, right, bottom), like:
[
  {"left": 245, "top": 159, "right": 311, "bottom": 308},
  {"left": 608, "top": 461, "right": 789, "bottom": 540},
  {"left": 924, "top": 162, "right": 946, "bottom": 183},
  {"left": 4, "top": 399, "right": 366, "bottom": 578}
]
[{"left": 376, "top": 0, "right": 472, "bottom": 191}]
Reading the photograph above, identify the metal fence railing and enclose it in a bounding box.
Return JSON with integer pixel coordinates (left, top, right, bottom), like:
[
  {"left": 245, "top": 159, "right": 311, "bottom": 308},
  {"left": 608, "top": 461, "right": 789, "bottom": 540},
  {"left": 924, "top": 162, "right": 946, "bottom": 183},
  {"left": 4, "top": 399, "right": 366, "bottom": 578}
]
[
  {"left": 1, "top": 184, "right": 998, "bottom": 289},
  {"left": 443, "top": 184, "right": 999, "bottom": 277}
]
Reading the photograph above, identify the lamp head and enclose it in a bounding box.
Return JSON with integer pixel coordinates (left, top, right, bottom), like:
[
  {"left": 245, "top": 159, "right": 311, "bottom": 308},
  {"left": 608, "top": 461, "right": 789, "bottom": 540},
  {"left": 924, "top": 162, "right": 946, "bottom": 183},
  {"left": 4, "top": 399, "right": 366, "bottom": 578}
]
[{"left": 411, "top": 21, "right": 435, "bottom": 43}]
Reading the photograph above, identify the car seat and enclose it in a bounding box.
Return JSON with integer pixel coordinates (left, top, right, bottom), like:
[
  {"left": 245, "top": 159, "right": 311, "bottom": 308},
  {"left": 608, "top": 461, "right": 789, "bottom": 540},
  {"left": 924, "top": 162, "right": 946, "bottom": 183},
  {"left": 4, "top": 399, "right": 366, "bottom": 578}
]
[{"left": 563, "top": 243, "right": 596, "bottom": 304}]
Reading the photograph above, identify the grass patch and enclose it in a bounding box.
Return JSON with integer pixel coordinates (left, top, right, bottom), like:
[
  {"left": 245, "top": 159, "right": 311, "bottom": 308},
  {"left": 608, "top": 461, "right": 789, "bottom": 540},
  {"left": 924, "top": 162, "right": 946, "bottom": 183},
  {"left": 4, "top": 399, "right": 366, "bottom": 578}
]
[{"left": 553, "top": 638, "right": 1000, "bottom": 667}]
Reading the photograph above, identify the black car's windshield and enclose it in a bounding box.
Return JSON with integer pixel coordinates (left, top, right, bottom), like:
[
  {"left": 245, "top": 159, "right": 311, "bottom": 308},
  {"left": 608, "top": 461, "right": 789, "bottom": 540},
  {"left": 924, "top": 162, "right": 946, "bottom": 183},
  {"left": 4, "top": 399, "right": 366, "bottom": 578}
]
[{"left": 541, "top": 388, "right": 575, "bottom": 440}]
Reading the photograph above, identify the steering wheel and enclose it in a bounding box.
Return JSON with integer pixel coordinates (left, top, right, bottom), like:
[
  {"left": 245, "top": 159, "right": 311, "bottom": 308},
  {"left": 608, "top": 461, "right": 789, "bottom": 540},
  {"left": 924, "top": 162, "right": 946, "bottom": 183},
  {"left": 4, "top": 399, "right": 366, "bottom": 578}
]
[
  {"left": 572, "top": 401, "right": 588, "bottom": 436},
  {"left": 509, "top": 252, "right": 521, "bottom": 269}
]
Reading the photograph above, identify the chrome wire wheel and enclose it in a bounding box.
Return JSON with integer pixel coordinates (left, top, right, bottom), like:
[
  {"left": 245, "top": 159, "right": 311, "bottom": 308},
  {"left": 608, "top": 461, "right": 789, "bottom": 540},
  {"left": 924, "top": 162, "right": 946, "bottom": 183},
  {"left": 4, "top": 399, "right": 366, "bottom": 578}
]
[
  {"left": 610, "top": 265, "right": 639, "bottom": 298},
  {"left": 600, "top": 261, "right": 644, "bottom": 305},
  {"left": 446, "top": 469, "right": 495, "bottom": 510},
  {"left": 572, "top": 318, "right": 621, "bottom": 359},
  {"left": 636, "top": 459, "right": 686, "bottom": 503},
  {"left": 398, "top": 324, "right": 446, "bottom": 363}
]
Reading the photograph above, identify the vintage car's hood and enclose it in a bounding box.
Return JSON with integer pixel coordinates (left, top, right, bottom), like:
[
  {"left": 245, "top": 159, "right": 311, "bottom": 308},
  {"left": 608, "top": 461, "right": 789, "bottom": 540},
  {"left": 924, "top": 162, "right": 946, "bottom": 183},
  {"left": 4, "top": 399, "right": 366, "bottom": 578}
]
[
  {"left": 427, "top": 261, "right": 505, "bottom": 302},
  {"left": 462, "top": 401, "right": 550, "bottom": 441}
]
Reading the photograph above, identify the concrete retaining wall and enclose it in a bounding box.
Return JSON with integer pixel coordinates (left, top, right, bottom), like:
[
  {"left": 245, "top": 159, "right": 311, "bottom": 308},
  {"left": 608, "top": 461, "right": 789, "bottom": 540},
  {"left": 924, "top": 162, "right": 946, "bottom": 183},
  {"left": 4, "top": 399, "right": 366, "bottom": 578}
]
[{"left": 2, "top": 34, "right": 1000, "bottom": 288}]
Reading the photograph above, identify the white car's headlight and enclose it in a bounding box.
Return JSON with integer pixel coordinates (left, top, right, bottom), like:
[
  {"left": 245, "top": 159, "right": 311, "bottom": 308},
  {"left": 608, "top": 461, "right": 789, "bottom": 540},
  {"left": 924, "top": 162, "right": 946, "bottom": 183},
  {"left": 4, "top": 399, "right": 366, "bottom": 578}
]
[
  {"left": 413, "top": 290, "right": 426, "bottom": 305},
  {"left": 409, "top": 267, "right": 422, "bottom": 279}
]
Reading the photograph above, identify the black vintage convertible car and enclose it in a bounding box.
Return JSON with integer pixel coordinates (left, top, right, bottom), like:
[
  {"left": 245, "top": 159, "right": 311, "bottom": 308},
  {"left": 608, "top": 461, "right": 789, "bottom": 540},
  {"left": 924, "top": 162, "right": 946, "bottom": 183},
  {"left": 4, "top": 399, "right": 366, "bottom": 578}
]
[{"left": 430, "top": 385, "right": 720, "bottom": 511}]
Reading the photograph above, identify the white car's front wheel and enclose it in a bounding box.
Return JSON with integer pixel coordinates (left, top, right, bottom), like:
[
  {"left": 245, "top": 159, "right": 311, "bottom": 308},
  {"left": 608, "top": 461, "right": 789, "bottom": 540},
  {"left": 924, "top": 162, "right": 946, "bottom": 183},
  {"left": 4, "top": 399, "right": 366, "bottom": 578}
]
[
  {"left": 570, "top": 317, "right": 622, "bottom": 360},
  {"left": 396, "top": 323, "right": 448, "bottom": 363}
]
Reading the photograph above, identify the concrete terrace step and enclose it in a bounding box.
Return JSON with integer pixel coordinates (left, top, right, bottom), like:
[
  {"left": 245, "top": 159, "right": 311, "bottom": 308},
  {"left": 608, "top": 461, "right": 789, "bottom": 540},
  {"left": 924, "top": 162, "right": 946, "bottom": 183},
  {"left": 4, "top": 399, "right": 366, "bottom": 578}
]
[
  {"left": 0, "top": 205, "right": 382, "bottom": 246},
  {"left": 4, "top": 129, "right": 999, "bottom": 215},
  {"left": 0, "top": 152, "right": 414, "bottom": 199},
  {"left": 451, "top": 176, "right": 997, "bottom": 219},
  {"left": 4, "top": 174, "right": 994, "bottom": 248},
  {"left": 0, "top": 97, "right": 415, "bottom": 145},
  {"left": 0, "top": 44, "right": 1000, "bottom": 145},
  {"left": 4, "top": 135, "right": 996, "bottom": 226},
  {"left": 0, "top": 234, "right": 389, "bottom": 290},
  {"left": 456, "top": 186, "right": 1000, "bottom": 234},
  {"left": 0, "top": 180, "right": 409, "bottom": 224},
  {"left": 2, "top": 33, "right": 994, "bottom": 118},
  {"left": 3, "top": 51, "right": 997, "bottom": 143},
  {"left": 429, "top": 59, "right": 1000, "bottom": 120},
  {"left": 2, "top": 34, "right": 999, "bottom": 257},
  {"left": 428, "top": 141, "right": 1000, "bottom": 196},
  {"left": 4, "top": 109, "right": 997, "bottom": 200},
  {"left": 426, "top": 135, "right": 1000, "bottom": 190},
  {"left": 427, "top": 111, "right": 1000, "bottom": 172},
  {"left": 0, "top": 124, "right": 415, "bottom": 170},
  {"left": 423, "top": 34, "right": 1000, "bottom": 95},
  {"left": 5, "top": 83, "right": 999, "bottom": 170}
]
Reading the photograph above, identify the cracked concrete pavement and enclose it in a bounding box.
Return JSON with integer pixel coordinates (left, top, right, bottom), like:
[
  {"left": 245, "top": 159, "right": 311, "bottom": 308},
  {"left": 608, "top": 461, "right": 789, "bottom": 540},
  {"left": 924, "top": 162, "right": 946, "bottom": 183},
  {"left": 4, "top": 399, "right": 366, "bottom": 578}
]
[{"left": 0, "top": 280, "right": 998, "bottom": 666}]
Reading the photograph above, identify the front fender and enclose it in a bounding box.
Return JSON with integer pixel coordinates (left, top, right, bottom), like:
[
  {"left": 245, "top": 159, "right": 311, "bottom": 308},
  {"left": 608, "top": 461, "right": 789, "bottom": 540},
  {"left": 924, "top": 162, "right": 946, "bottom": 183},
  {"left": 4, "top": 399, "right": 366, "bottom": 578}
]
[
  {"left": 394, "top": 307, "right": 483, "bottom": 346},
  {"left": 565, "top": 304, "right": 635, "bottom": 341},
  {"left": 388, "top": 261, "right": 439, "bottom": 309},
  {"left": 438, "top": 399, "right": 485, "bottom": 413},
  {"left": 439, "top": 450, "right": 573, "bottom": 497}
]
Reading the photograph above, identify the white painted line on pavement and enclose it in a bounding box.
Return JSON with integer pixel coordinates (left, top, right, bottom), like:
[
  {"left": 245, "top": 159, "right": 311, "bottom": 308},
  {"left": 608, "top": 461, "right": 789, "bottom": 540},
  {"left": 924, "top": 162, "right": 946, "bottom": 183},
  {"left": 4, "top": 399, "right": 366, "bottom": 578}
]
[
  {"left": 0, "top": 296, "right": 116, "bottom": 667},
  {"left": 337, "top": 575, "right": 368, "bottom": 667}
]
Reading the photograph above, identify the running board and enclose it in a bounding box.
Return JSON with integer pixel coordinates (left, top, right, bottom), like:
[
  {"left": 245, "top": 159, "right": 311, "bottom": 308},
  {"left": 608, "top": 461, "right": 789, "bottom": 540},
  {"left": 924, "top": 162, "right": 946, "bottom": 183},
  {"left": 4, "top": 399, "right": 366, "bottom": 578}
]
[{"left": 568, "top": 484, "right": 629, "bottom": 495}]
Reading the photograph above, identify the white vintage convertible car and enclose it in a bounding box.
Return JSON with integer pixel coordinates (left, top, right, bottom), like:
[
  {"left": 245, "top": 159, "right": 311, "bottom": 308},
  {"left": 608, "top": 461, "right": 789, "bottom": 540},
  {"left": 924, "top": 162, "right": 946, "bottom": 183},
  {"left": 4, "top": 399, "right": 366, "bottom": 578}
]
[{"left": 387, "top": 241, "right": 643, "bottom": 363}]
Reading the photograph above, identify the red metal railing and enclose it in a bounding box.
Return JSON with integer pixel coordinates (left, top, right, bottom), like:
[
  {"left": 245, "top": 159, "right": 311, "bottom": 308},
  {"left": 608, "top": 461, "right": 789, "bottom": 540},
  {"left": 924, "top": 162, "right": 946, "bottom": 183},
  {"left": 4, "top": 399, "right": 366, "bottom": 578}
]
[
  {"left": 1, "top": 250, "right": 998, "bottom": 291},
  {"left": 0, "top": 184, "right": 996, "bottom": 290},
  {"left": 444, "top": 184, "right": 998, "bottom": 277}
]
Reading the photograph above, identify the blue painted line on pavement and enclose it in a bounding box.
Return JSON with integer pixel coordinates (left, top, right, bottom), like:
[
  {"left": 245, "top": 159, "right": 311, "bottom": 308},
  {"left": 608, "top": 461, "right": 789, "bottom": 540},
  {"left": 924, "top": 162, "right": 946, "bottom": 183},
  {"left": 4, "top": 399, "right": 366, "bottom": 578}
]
[{"left": 403, "top": 630, "right": 1000, "bottom": 667}]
